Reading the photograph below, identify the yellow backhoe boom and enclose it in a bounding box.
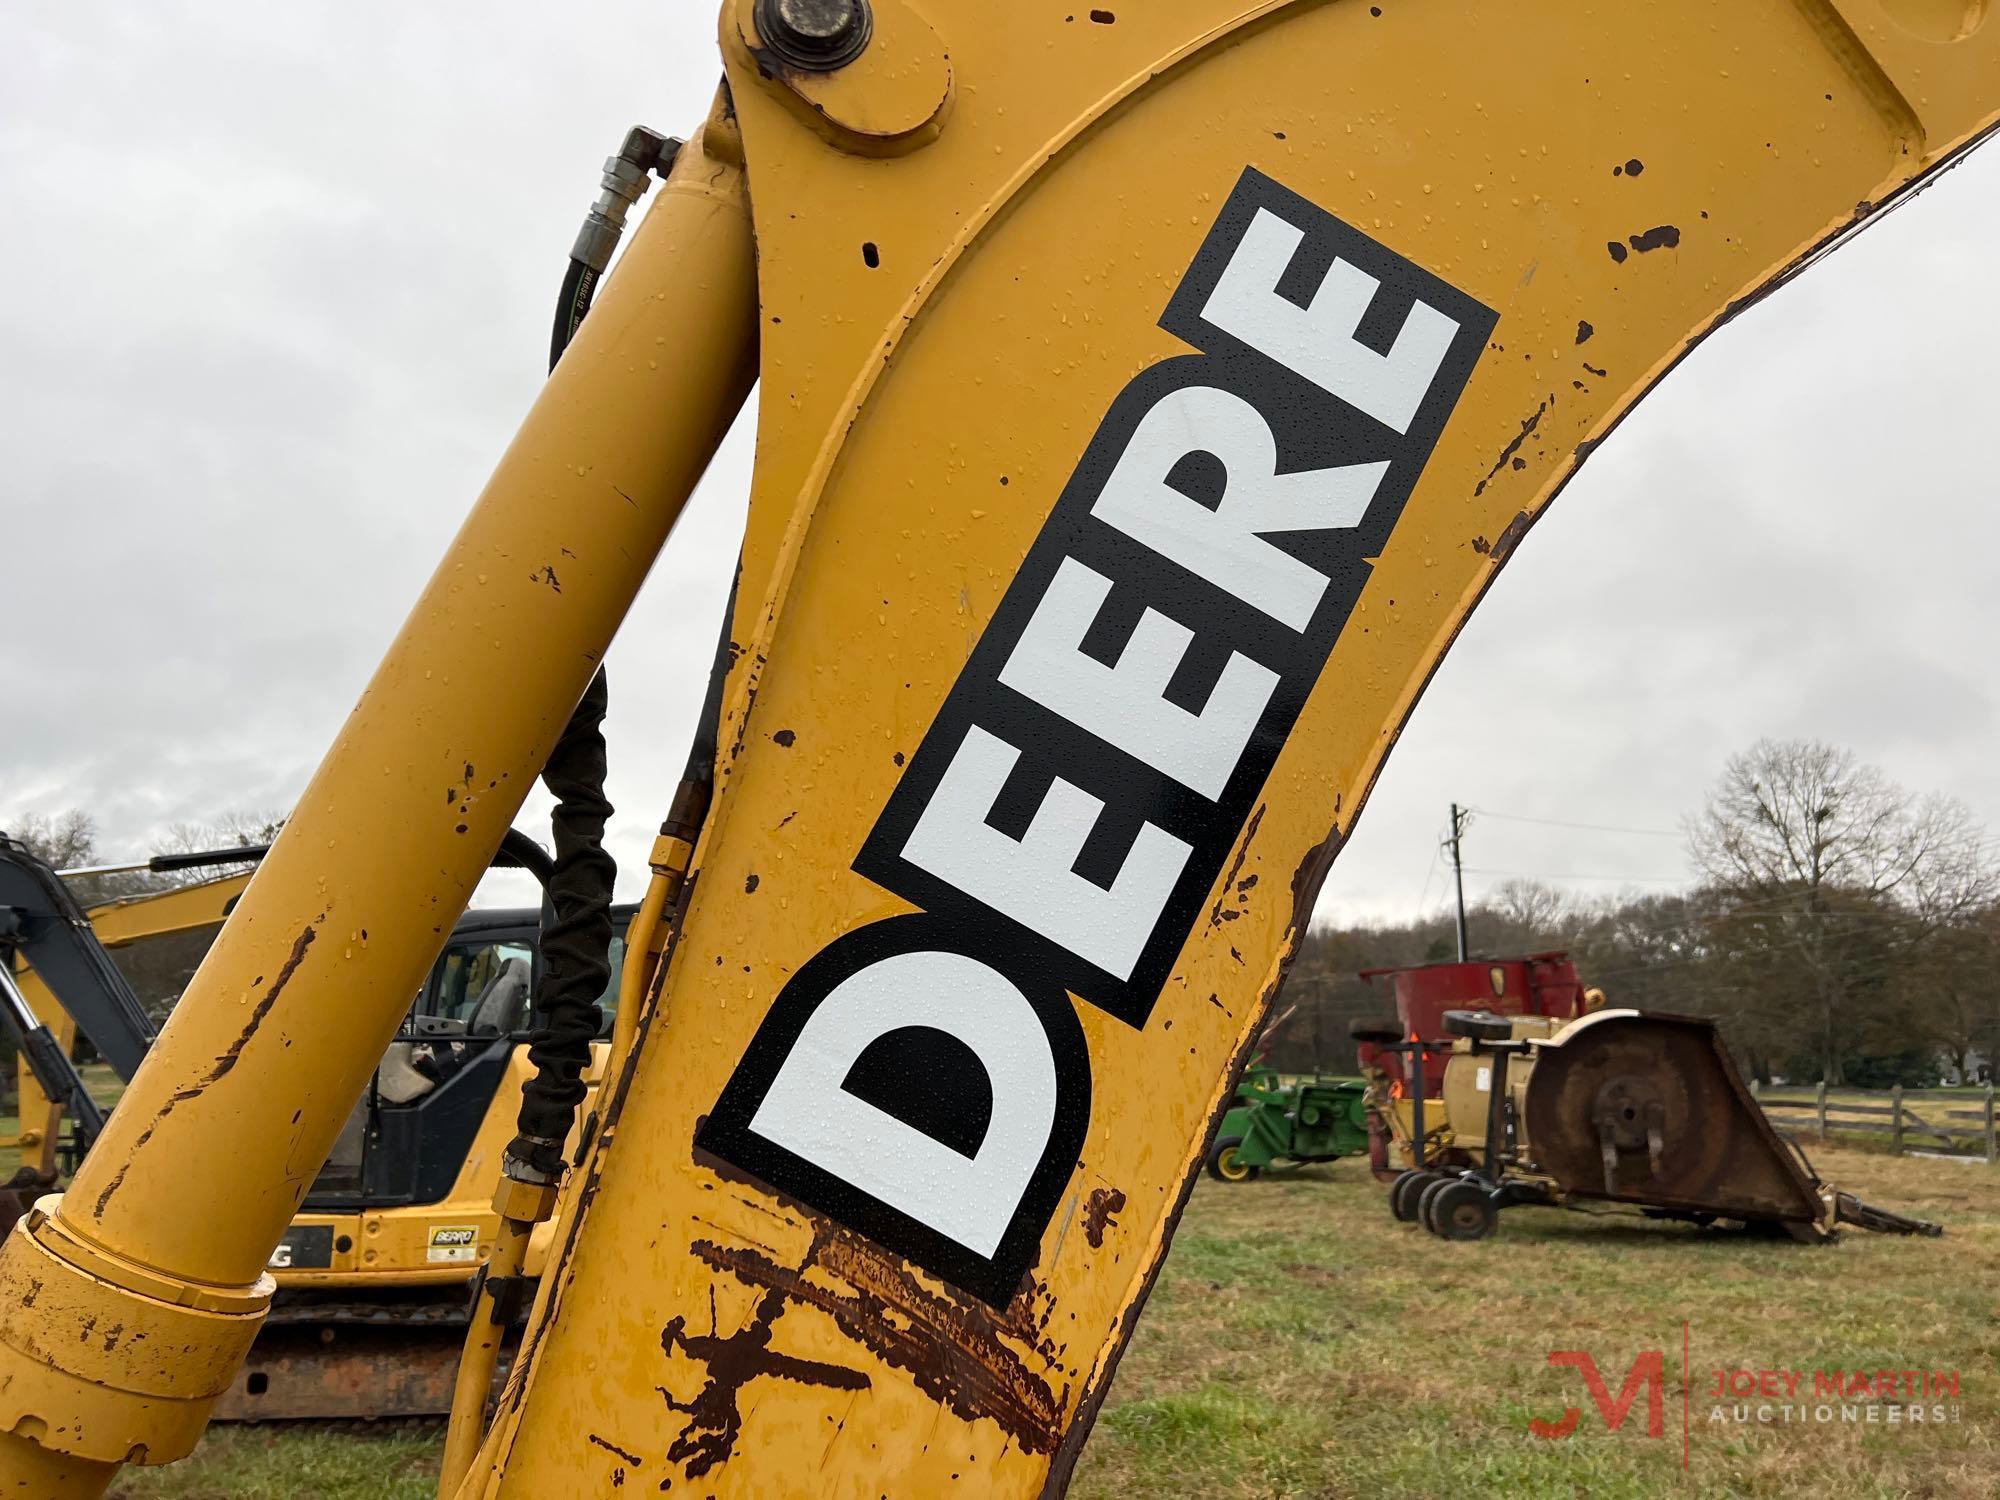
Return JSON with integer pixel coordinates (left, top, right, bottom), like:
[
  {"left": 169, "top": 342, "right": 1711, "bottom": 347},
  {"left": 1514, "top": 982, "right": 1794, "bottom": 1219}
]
[
  {"left": 2, "top": 2, "right": 1996, "bottom": 1495},
  {"left": 0, "top": 113, "right": 755, "bottom": 1489}
]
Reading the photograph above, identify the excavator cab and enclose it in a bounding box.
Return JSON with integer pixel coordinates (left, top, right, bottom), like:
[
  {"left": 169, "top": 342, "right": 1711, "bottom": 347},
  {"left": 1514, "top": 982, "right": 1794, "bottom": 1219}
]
[
  {"left": 307, "top": 910, "right": 614, "bottom": 1212},
  {"left": 227, "top": 898, "right": 634, "bottom": 1423},
  {"left": 0, "top": 832, "right": 633, "bottom": 1419},
  {"left": 2, "top": 830, "right": 571, "bottom": 1184}
]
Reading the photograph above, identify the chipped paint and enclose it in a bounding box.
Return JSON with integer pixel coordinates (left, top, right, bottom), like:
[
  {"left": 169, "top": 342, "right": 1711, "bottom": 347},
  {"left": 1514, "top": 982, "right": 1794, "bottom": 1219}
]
[
  {"left": 682, "top": 1225, "right": 1067, "bottom": 1462},
  {"left": 92, "top": 923, "right": 319, "bottom": 1217},
  {"left": 1484, "top": 510, "right": 1535, "bottom": 564},
  {"left": 1079, "top": 1189, "right": 1125, "bottom": 1250},
  {"left": 1205, "top": 805, "right": 1265, "bottom": 929},
  {"left": 1473, "top": 400, "right": 1549, "bottom": 497},
  {"left": 659, "top": 1275, "right": 871, "bottom": 1478}
]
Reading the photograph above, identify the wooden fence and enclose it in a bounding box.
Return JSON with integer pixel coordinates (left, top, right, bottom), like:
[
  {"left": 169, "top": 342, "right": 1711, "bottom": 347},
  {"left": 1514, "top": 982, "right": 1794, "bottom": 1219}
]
[{"left": 1749, "top": 1081, "right": 1998, "bottom": 1162}]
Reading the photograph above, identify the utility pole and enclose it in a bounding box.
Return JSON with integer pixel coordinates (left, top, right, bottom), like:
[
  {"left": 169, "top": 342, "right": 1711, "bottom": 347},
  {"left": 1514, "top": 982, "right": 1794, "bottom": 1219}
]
[{"left": 1447, "top": 802, "right": 1470, "bottom": 961}]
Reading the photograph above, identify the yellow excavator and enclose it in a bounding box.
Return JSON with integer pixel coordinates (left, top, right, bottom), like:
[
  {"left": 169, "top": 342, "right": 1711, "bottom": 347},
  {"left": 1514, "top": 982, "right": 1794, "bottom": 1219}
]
[
  {"left": 2, "top": 2, "right": 1995, "bottom": 1495},
  {"left": 0, "top": 834, "right": 632, "bottom": 1419}
]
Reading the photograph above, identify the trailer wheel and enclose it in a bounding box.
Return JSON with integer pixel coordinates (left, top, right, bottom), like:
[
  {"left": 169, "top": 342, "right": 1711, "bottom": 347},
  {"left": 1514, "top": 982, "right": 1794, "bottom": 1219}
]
[
  {"left": 1415, "top": 1175, "right": 1455, "bottom": 1233},
  {"left": 1425, "top": 1180, "right": 1497, "bottom": 1241},
  {"left": 1206, "top": 1136, "right": 1260, "bottom": 1183},
  {"left": 1348, "top": 1016, "right": 1405, "bottom": 1045},
  {"left": 1389, "top": 1169, "right": 1438, "bottom": 1222}
]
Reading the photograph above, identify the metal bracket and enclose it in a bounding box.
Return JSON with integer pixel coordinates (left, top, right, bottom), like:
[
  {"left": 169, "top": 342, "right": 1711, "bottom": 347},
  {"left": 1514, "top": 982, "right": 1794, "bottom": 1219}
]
[
  {"left": 729, "top": 0, "right": 950, "bottom": 155},
  {"left": 569, "top": 128, "right": 680, "bottom": 275}
]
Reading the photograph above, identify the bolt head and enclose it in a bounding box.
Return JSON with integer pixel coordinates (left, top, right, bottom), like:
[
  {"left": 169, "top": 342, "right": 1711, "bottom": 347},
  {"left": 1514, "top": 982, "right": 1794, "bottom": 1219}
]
[
  {"left": 756, "top": 0, "right": 872, "bottom": 69},
  {"left": 774, "top": 0, "right": 857, "bottom": 41}
]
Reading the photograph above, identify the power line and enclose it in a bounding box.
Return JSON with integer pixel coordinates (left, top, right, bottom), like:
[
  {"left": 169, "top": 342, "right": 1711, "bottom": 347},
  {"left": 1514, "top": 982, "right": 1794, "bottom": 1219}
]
[
  {"left": 1470, "top": 807, "right": 1684, "bottom": 839},
  {"left": 1585, "top": 934, "right": 2000, "bottom": 988},
  {"left": 1461, "top": 865, "right": 1688, "bottom": 885},
  {"left": 1412, "top": 843, "right": 1442, "bottom": 916}
]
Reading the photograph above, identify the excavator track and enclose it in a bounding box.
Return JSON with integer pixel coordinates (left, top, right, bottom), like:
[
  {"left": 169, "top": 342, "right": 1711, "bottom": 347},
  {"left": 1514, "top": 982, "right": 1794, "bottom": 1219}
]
[{"left": 215, "top": 1289, "right": 524, "bottom": 1423}]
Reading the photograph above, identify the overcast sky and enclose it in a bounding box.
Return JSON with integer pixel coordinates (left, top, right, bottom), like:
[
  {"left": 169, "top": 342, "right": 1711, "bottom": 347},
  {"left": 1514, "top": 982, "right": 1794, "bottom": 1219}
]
[{"left": 6, "top": 5, "right": 1998, "bottom": 932}]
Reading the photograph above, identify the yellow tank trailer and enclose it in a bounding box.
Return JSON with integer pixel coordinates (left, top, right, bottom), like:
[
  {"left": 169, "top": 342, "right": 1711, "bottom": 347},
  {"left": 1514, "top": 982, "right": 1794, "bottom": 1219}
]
[{"left": 1387, "top": 1008, "right": 1942, "bottom": 1242}]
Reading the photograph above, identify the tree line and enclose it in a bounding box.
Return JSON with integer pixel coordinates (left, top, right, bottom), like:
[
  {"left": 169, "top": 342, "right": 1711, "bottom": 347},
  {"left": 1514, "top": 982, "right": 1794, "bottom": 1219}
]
[
  {"left": 2, "top": 811, "right": 280, "bottom": 1085},
  {"left": 7, "top": 740, "right": 1998, "bottom": 1090},
  {"left": 1273, "top": 739, "right": 2000, "bottom": 1087}
]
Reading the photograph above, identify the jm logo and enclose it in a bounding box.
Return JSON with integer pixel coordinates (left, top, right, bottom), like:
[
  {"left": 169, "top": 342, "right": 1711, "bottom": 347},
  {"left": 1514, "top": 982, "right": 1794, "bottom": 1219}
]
[{"left": 1531, "top": 1350, "right": 1668, "bottom": 1441}]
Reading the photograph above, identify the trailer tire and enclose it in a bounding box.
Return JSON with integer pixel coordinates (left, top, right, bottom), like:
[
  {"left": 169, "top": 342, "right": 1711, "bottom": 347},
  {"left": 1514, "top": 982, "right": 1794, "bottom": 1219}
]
[
  {"left": 1442, "top": 1009, "right": 1516, "bottom": 1043},
  {"left": 1349, "top": 1017, "right": 1405, "bottom": 1045},
  {"left": 1425, "top": 1180, "right": 1497, "bottom": 1241},
  {"left": 1389, "top": 1169, "right": 1438, "bottom": 1222},
  {"left": 1206, "top": 1136, "right": 1260, "bottom": 1183},
  {"left": 1416, "top": 1184, "right": 1480, "bottom": 1240}
]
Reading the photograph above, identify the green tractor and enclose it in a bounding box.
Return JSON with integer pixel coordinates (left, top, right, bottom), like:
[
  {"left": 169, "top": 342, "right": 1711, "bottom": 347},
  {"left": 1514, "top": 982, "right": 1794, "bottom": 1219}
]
[{"left": 1205, "top": 1065, "right": 1372, "bottom": 1183}]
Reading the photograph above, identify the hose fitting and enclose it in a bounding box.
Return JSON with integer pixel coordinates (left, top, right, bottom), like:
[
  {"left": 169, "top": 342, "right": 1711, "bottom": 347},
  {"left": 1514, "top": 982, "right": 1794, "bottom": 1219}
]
[
  {"left": 568, "top": 127, "right": 679, "bottom": 274},
  {"left": 551, "top": 127, "right": 682, "bottom": 372}
]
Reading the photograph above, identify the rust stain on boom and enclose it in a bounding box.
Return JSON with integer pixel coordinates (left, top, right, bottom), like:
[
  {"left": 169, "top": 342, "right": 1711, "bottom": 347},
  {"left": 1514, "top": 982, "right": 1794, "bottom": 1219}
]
[{"left": 679, "top": 1225, "right": 1071, "bottom": 1461}]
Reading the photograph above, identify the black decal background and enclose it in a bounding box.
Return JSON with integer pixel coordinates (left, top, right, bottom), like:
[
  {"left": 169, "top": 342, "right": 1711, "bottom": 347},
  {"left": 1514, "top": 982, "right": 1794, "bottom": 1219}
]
[{"left": 859, "top": 168, "right": 1497, "bottom": 1028}]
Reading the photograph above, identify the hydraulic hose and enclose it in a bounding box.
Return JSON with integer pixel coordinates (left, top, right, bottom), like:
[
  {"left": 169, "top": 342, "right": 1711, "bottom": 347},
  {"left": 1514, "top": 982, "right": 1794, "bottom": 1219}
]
[
  {"left": 506, "top": 124, "right": 679, "bottom": 1178},
  {"left": 548, "top": 259, "right": 599, "bottom": 375},
  {"left": 608, "top": 871, "right": 671, "bottom": 1073},
  {"left": 439, "top": 675, "right": 609, "bottom": 1500},
  {"left": 440, "top": 1206, "right": 537, "bottom": 1491},
  {"left": 506, "top": 667, "right": 615, "bottom": 1179},
  {"left": 439, "top": 124, "right": 683, "bottom": 1499},
  {"left": 606, "top": 559, "right": 739, "bottom": 1075}
]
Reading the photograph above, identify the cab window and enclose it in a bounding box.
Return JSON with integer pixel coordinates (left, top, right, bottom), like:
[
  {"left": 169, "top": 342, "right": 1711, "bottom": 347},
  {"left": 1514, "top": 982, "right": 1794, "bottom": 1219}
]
[
  {"left": 424, "top": 940, "right": 534, "bottom": 1034},
  {"left": 593, "top": 934, "right": 626, "bottom": 1032}
]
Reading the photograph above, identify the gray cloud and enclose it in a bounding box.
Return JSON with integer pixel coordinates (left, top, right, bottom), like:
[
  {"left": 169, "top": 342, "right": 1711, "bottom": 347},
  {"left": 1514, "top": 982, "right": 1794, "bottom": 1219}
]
[
  {"left": 5, "top": 4, "right": 1997, "bottom": 935},
  {"left": 1326, "top": 160, "right": 2000, "bottom": 924}
]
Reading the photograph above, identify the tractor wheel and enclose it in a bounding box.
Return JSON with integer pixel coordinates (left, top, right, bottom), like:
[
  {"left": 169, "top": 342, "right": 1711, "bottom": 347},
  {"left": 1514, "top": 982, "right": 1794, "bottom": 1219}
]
[
  {"left": 1206, "top": 1136, "right": 1260, "bottom": 1184},
  {"left": 1389, "top": 1169, "right": 1438, "bottom": 1222},
  {"left": 1425, "top": 1180, "right": 1498, "bottom": 1241}
]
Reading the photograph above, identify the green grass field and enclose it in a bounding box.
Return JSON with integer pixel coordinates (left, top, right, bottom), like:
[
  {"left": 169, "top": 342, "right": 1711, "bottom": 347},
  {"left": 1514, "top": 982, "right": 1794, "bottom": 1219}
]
[
  {"left": 106, "top": 1429, "right": 441, "bottom": 1500},
  {"left": 102, "top": 1143, "right": 1998, "bottom": 1499},
  {"left": 1070, "top": 1144, "right": 1999, "bottom": 1499}
]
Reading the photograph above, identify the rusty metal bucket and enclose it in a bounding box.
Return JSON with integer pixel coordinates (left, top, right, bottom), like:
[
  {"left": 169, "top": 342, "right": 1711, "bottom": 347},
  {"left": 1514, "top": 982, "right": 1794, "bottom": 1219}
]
[{"left": 1521, "top": 1010, "right": 1827, "bottom": 1232}]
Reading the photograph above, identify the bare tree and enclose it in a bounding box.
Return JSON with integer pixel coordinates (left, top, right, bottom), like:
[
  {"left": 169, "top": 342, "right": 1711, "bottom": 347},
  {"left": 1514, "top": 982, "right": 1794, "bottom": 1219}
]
[
  {"left": 1570, "top": 891, "right": 1713, "bottom": 1007},
  {"left": 4, "top": 807, "right": 286, "bottom": 907},
  {"left": 4, "top": 810, "right": 163, "bottom": 906},
  {"left": 7, "top": 809, "right": 100, "bottom": 869},
  {"left": 1908, "top": 903, "right": 2000, "bottom": 1083},
  {"left": 1486, "top": 878, "right": 1574, "bottom": 945},
  {"left": 1686, "top": 739, "right": 1997, "bottom": 1083},
  {"left": 156, "top": 812, "right": 285, "bottom": 879}
]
